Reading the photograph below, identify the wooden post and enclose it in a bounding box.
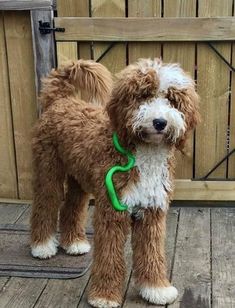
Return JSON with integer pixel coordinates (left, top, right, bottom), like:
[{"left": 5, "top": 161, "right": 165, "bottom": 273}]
[{"left": 30, "top": 8, "right": 55, "bottom": 115}]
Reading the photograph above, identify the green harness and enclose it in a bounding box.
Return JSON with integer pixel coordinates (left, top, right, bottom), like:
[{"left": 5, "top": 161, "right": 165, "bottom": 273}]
[{"left": 105, "top": 133, "right": 136, "bottom": 211}]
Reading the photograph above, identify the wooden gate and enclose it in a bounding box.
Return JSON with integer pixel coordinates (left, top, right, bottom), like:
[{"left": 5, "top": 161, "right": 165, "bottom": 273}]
[
  {"left": 0, "top": 0, "right": 235, "bottom": 201},
  {"left": 54, "top": 0, "right": 235, "bottom": 201}
]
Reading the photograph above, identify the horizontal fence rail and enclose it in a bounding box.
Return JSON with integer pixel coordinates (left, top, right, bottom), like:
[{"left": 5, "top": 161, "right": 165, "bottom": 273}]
[
  {"left": 174, "top": 180, "right": 235, "bottom": 201},
  {"left": 0, "top": 0, "right": 53, "bottom": 10},
  {"left": 55, "top": 17, "right": 235, "bottom": 42}
]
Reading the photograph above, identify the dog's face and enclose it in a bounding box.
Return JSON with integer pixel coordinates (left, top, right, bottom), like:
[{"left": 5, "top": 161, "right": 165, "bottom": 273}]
[
  {"left": 132, "top": 96, "right": 185, "bottom": 145},
  {"left": 106, "top": 58, "right": 200, "bottom": 149}
]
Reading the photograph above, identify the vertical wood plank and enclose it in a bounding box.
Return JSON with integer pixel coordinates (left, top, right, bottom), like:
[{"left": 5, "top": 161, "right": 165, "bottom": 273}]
[
  {"left": 170, "top": 208, "right": 211, "bottom": 308},
  {"left": 4, "top": 11, "right": 37, "bottom": 199},
  {"left": 195, "top": 0, "right": 233, "bottom": 178},
  {"left": 91, "top": 0, "right": 126, "bottom": 74},
  {"left": 228, "top": 7, "right": 235, "bottom": 178},
  {"left": 211, "top": 208, "right": 235, "bottom": 307},
  {"left": 0, "top": 13, "right": 18, "bottom": 198},
  {"left": 57, "top": 0, "right": 90, "bottom": 60},
  {"left": 128, "top": 0, "right": 161, "bottom": 63},
  {"left": 57, "top": 42, "right": 78, "bottom": 65},
  {"left": 57, "top": 0, "right": 89, "bottom": 17},
  {"left": 164, "top": 0, "right": 196, "bottom": 179}
]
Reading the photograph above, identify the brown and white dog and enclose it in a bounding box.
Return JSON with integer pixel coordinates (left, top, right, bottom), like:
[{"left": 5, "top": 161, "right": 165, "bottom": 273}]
[{"left": 30, "top": 58, "right": 200, "bottom": 307}]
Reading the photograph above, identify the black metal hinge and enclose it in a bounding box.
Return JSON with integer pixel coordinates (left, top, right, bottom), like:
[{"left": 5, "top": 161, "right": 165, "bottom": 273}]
[{"left": 38, "top": 21, "right": 65, "bottom": 35}]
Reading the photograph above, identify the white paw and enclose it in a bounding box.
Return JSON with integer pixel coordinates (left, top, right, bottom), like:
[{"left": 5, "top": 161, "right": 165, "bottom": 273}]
[
  {"left": 88, "top": 297, "right": 120, "bottom": 308},
  {"left": 31, "top": 236, "right": 58, "bottom": 259},
  {"left": 139, "top": 285, "right": 178, "bottom": 305},
  {"left": 63, "top": 240, "right": 91, "bottom": 255}
]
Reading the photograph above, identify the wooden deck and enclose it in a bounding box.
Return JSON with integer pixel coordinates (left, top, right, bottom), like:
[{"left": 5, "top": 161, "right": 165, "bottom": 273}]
[{"left": 0, "top": 203, "right": 234, "bottom": 308}]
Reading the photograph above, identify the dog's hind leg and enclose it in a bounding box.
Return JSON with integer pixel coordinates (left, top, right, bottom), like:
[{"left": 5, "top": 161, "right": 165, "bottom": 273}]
[
  {"left": 132, "top": 208, "right": 178, "bottom": 305},
  {"left": 60, "top": 176, "right": 91, "bottom": 255},
  {"left": 30, "top": 142, "right": 64, "bottom": 259}
]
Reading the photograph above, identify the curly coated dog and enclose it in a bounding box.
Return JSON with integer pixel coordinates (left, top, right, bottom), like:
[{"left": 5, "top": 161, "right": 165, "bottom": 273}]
[{"left": 30, "top": 58, "right": 200, "bottom": 307}]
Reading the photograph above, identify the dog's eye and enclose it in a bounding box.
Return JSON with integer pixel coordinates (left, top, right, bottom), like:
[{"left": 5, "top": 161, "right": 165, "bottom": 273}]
[
  {"left": 166, "top": 90, "right": 179, "bottom": 108},
  {"left": 169, "top": 99, "right": 179, "bottom": 108}
]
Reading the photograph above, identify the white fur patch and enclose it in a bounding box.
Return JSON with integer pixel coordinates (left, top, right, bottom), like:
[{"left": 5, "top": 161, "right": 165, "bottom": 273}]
[
  {"left": 139, "top": 285, "right": 178, "bottom": 305},
  {"left": 63, "top": 240, "right": 91, "bottom": 255},
  {"left": 121, "top": 144, "right": 172, "bottom": 212},
  {"left": 158, "top": 63, "right": 194, "bottom": 92},
  {"left": 138, "top": 58, "right": 194, "bottom": 92},
  {"left": 88, "top": 297, "right": 120, "bottom": 308},
  {"left": 31, "top": 236, "right": 58, "bottom": 259}
]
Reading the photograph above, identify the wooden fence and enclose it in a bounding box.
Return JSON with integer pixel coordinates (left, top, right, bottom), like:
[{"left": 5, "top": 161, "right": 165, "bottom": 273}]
[
  {"left": 0, "top": 0, "right": 54, "bottom": 200},
  {"left": 0, "top": 10, "right": 37, "bottom": 199},
  {"left": 0, "top": 0, "right": 235, "bottom": 201}
]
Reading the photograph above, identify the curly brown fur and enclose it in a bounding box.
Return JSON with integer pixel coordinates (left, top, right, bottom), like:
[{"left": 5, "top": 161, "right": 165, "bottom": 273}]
[
  {"left": 40, "top": 59, "right": 112, "bottom": 111},
  {"left": 107, "top": 64, "right": 160, "bottom": 146},
  {"left": 167, "top": 86, "right": 200, "bottom": 151},
  {"left": 30, "top": 58, "right": 199, "bottom": 307}
]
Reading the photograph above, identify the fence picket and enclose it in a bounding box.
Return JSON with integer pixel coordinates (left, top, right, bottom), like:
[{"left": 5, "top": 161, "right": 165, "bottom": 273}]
[
  {"left": 163, "top": 0, "right": 196, "bottom": 179},
  {"left": 91, "top": 0, "right": 126, "bottom": 74},
  {"left": 4, "top": 11, "right": 37, "bottom": 199},
  {"left": 0, "top": 14, "right": 18, "bottom": 198},
  {"left": 195, "top": 0, "right": 233, "bottom": 179}
]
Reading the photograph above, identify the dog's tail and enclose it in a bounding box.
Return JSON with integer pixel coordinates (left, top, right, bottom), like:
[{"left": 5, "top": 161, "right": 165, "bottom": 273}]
[{"left": 39, "top": 60, "right": 112, "bottom": 111}]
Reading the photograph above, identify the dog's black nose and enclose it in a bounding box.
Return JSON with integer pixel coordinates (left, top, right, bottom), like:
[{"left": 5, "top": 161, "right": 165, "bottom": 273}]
[{"left": 153, "top": 118, "right": 167, "bottom": 131}]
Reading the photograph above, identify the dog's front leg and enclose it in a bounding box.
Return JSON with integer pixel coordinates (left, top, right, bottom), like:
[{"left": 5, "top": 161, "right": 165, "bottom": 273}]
[
  {"left": 132, "top": 208, "right": 178, "bottom": 305},
  {"left": 88, "top": 203, "right": 130, "bottom": 308}
]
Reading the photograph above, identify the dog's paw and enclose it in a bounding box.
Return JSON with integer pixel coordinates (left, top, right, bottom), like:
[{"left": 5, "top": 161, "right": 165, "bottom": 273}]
[
  {"left": 63, "top": 240, "right": 91, "bottom": 255},
  {"left": 31, "top": 236, "right": 58, "bottom": 259},
  {"left": 139, "top": 285, "right": 178, "bottom": 305},
  {"left": 88, "top": 297, "right": 120, "bottom": 308}
]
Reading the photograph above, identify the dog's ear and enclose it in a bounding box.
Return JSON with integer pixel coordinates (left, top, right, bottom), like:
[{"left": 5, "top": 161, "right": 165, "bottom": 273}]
[
  {"left": 106, "top": 65, "right": 159, "bottom": 135},
  {"left": 167, "top": 86, "right": 200, "bottom": 151}
]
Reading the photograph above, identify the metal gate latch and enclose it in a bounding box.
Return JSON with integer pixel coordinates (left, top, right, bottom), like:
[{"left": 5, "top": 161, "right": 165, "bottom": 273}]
[{"left": 38, "top": 21, "right": 65, "bottom": 35}]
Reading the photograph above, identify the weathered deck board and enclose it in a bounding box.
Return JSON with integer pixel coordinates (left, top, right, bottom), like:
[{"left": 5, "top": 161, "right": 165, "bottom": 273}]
[
  {"left": 0, "top": 203, "right": 28, "bottom": 300},
  {"left": 15, "top": 205, "right": 31, "bottom": 225},
  {"left": 34, "top": 271, "right": 91, "bottom": 308},
  {"left": 0, "top": 204, "right": 48, "bottom": 308},
  {"left": 0, "top": 203, "right": 28, "bottom": 224},
  {"left": 30, "top": 205, "right": 93, "bottom": 307},
  {"left": 0, "top": 277, "right": 47, "bottom": 308},
  {"left": 0, "top": 277, "right": 9, "bottom": 292},
  {"left": 170, "top": 208, "right": 211, "bottom": 308},
  {"left": 0, "top": 204, "right": 234, "bottom": 308},
  {"left": 211, "top": 208, "right": 235, "bottom": 307}
]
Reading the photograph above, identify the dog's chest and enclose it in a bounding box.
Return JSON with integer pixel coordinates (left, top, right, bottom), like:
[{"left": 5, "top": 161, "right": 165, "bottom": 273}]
[{"left": 121, "top": 145, "right": 172, "bottom": 212}]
